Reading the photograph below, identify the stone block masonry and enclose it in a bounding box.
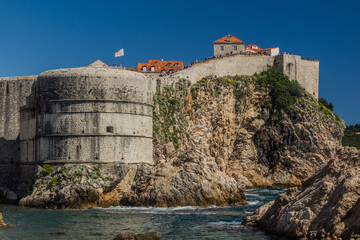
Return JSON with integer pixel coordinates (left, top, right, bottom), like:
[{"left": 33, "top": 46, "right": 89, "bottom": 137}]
[
  {"left": 274, "top": 54, "right": 319, "bottom": 98},
  {"left": 24, "top": 65, "right": 153, "bottom": 165},
  {"left": 152, "top": 54, "right": 319, "bottom": 99},
  {"left": 0, "top": 76, "right": 37, "bottom": 194}
]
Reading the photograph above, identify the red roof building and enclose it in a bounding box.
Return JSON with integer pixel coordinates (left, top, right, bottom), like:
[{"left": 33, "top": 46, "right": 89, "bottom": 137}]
[
  {"left": 213, "top": 34, "right": 245, "bottom": 56},
  {"left": 213, "top": 34, "right": 280, "bottom": 56},
  {"left": 244, "top": 43, "right": 279, "bottom": 56},
  {"left": 137, "top": 59, "right": 184, "bottom": 74},
  {"left": 214, "top": 34, "right": 244, "bottom": 44}
]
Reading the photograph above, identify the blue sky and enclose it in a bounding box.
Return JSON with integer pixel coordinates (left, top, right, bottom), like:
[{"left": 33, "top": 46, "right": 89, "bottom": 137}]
[{"left": 0, "top": 0, "right": 359, "bottom": 124}]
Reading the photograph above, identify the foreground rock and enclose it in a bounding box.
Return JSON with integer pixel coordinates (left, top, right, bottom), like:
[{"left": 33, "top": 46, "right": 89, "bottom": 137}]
[
  {"left": 243, "top": 147, "right": 360, "bottom": 240},
  {"left": 0, "top": 212, "right": 13, "bottom": 228},
  {"left": 20, "top": 69, "right": 344, "bottom": 208},
  {"left": 113, "top": 231, "right": 161, "bottom": 240}
]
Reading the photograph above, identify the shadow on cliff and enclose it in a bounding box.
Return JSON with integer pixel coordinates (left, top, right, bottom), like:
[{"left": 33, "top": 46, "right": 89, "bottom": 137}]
[{"left": 0, "top": 136, "right": 36, "bottom": 202}]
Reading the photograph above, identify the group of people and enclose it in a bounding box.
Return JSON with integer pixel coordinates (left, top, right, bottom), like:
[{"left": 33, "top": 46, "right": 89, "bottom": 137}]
[{"left": 301, "top": 56, "right": 318, "bottom": 61}]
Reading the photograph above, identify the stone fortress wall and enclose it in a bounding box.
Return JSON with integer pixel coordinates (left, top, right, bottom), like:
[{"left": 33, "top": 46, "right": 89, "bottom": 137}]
[
  {"left": 21, "top": 64, "right": 153, "bottom": 165},
  {"left": 152, "top": 54, "right": 319, "bottom": 99},
  {"left": 0, "top": 76, "right": 37, "bottom": 193}
]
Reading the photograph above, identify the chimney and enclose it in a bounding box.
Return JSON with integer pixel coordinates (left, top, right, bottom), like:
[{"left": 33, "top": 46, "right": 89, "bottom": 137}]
[{"left": 227, "top": 35, "right": 231, "bottom": 42}]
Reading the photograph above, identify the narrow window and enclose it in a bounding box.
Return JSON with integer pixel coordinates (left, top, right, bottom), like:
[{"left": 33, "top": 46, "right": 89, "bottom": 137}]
[
  {"left": 234, "top": 46, "right": 237, "bottom": 51},
  {"left": 106, "top": 126, "right": 114, "bottom": 133},
  {"left": 220, "top": 46, "right": 224, "bottom": 51}
]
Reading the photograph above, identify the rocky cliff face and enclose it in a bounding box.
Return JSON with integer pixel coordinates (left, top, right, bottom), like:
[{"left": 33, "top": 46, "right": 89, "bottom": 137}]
[
  {"left": 243, "top": 147, "right": 360, "bottom": 240},
  {"left": 20, "top": 68, "right": 344, "bottom": 208}
]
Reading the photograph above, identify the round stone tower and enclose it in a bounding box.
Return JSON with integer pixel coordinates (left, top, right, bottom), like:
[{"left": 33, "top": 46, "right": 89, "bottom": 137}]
[{"left": 32, "top": 61, "right": 153, "bottom": 164}]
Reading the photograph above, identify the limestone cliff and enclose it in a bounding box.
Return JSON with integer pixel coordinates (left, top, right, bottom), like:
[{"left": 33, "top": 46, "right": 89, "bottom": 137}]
[
  {"left": 243, "top": 147, "right": 360, "bottom": 240},
  {"left": 20, "top": 67, "right": 344, "bottom": 208}
]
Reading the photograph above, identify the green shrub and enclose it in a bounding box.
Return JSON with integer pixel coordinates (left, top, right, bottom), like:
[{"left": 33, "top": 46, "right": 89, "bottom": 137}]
[
  {"left": 89, "top": 167, "right": 101, "bottom": 179},
  {"left": 105, "top": 177, "right": 113, "bottom": 182},
  {"left": 318, "top": 97, "right": 334, "bottom": 111},
  {"left": 49, "top": 176, "right": 60, "bottom": 187},
  {"left": 43, "top": 164, "right": 53, "bottom": 173},
  {"left": 319, "top": 103, "right": 332, "bottom": 116},
  {"left": 255, "top": 66, "right": 304, "bottom": 119},
  {"left": 342, "top": 124, "right": 360, "bottom": 149},
  {"left": 37, "top": 164, "right": 54, "bottom": 178}
]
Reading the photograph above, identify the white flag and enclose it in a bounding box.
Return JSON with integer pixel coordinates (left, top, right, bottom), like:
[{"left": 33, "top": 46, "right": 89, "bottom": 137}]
[{"left": 114, "top": 48, "right": 124, "bottom": 57}]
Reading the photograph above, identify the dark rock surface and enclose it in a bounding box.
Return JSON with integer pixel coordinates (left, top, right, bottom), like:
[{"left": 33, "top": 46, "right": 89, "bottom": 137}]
[{"left": 113, "top": 231, "right": 161, "bottom": 240}]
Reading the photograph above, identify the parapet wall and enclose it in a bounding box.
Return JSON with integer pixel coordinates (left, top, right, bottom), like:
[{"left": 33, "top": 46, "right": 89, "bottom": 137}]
[
  {"left": 159, "top": 54, "right": 275, "bottom": 87},
  {"left": 150, "top": 54, "right": 319, "bottom": 98}
]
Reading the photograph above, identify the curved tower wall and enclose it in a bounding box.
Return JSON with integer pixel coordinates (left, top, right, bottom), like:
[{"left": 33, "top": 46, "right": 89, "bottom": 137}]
[{"left": 33, "top": 67, "right": 153, "bottom": 165}]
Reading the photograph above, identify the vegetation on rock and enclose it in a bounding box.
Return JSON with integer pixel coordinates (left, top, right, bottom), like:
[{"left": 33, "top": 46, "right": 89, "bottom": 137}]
[
  {"left": 342, "top": 124, "right": 360, "bottom": 149},
  {"left": 255, "top": 66, "right": 304, "bottom": 120},
  {"left": 318, "top": 97, "right": 334, "bottom": 111}
]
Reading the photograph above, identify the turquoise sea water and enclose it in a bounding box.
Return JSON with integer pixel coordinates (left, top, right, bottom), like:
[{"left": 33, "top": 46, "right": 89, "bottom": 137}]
[{"left": 0, "top": 188, "right": 284, "bottom": 240}]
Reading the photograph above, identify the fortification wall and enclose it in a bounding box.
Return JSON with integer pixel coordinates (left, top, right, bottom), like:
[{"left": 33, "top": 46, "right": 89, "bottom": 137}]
[
  {"left": 152, "top": 54, "right": 276, "bottom": 92},
  {"left": 299, "top": 59, "right": 319, "bottom": 98},
  {"left": 31, "top": 67, "right": 153, "bottom": 165},
  {"left": 274, "top": 54, "right": 319, "bottom": 98},
  {"left": 150, "top": 54, "right": 319, "bottom": 98},
  {"left": 0, "top": 76, "right": 37, "bottom": 194}
]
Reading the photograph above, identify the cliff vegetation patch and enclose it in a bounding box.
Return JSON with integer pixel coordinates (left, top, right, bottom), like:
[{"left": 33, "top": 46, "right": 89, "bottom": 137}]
[
  {"left": 342, "top": 124, "right": 360, "bottom": 149},
  {"left": 255, "top": 66, "right": 304, "bottom": 121}
]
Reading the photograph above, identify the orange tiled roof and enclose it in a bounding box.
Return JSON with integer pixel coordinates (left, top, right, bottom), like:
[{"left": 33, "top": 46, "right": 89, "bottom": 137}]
[
  {"left": 214, "top": 35, "right": 244, "bottom": 44},
  {"left": 245, "top": 46, "right": 262, "bottom": 53},
  {"left": 260, "top": 47, "right": 278, "bottom": 51},
  {"left": 246, "top": 43, "right": 278, "bottom": 53},
  {"left": 137, "top": 59, "right": 184, "bottom": 73}
]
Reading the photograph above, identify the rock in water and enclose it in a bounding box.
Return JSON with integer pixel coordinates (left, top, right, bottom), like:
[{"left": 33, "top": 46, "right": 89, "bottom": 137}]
[
  {"left": 113, "top": 231, "right": 161, "bottom": 240},
  {"left": 135, "top": 231, "right": 161, "bottom": 240},
  {"left": 0, "top": 212, "right": 13, "bottom": 228},
  {"left": 113, "top": 231, "right": 135, "bottom": 240},
  {"left": 243, "top": 147, "right": 360, "bottom": 240}
]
